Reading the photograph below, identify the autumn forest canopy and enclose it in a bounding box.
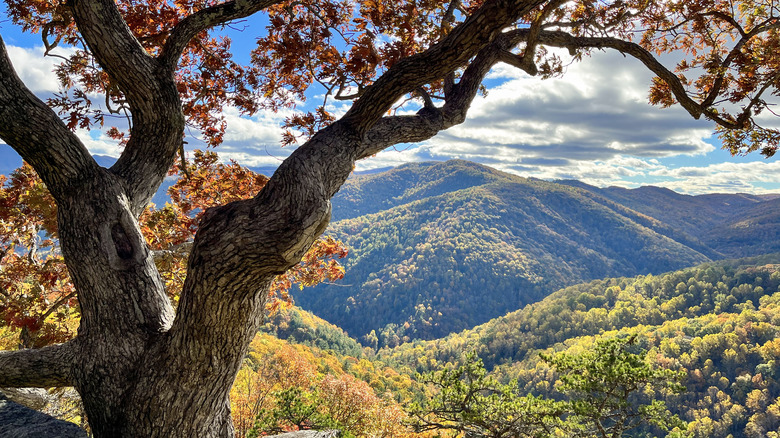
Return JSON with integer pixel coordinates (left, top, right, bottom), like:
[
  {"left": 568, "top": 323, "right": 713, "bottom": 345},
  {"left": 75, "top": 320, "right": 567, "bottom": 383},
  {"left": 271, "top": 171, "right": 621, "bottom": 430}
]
[{"left": 2, "top": 0, "right": 780, "bottom": 437}]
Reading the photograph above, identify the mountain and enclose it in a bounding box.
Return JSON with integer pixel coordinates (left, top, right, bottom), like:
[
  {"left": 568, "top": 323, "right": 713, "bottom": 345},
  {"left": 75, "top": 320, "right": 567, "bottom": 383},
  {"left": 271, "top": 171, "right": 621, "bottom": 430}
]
[
  {"left": 704, "top": 197, "right": 780, "bottom": 257},
  {"left": 329, "top": 160, "right": 509, "bottom": 221},
  {"left": 295, "top": 160, "right": 769, "bottom": 343},
  {"left": 377, "top": 253, "right": 780, "bottom": 437},
  {"left": 260, "top": 306, "right": 365, "bottom": 358},
  {"left": 560, "top": 181, "right": 765, "bottom": 233},
  {"left": 559, "top": 180, "right": 780, "bottom": 257},
  {"left": 380, "top": 252, "right": 780, "bottom": 369}
]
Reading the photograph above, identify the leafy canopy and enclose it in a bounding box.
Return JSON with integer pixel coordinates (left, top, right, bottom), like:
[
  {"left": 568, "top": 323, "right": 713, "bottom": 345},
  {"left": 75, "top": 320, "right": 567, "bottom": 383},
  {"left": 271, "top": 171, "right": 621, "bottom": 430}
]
[{"left": 5, "top": 0, "right": 780, "bottom": 155}]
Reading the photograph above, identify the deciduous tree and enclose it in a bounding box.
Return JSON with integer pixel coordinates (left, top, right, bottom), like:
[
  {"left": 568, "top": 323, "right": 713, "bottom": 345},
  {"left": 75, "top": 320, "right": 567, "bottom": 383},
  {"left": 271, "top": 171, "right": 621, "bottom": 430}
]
[
  {"left": 411, "top": 339, "right": 686, "bottom": 438},
  {"left": 1, "top": 0, "right": 779, "bottom": 436},
  {"left": 409, "top": 352, "right": 566, "bottom": 437},
  {"left": 0, "top": 150, "right": 347, "bottom": 348}
]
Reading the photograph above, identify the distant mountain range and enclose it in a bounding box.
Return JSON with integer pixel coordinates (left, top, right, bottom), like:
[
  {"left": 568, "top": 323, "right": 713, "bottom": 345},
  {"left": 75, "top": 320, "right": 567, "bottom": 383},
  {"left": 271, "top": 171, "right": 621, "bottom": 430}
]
[
  {"left": 559, "top": 180, "right": 780, "bottom": 258},
  {"left": 293, "top": 160, "right": 780, "bottom": 344}
]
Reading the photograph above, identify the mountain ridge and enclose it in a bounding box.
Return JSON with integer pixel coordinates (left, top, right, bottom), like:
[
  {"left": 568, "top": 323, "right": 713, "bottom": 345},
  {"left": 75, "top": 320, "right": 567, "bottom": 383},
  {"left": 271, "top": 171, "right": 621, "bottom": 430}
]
[{"left": 292, "top": 159, "right": 778, "bottom": 344}]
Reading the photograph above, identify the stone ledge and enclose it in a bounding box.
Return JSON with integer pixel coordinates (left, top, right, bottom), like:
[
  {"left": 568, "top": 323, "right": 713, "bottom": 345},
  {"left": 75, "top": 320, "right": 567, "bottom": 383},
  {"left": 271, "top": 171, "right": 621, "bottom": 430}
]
[
  {"left": 0, "top": 391, "right": 341, "bottom": 438},
  {"left": 0, "top": 392, "right": 87, "bottom": 438}
]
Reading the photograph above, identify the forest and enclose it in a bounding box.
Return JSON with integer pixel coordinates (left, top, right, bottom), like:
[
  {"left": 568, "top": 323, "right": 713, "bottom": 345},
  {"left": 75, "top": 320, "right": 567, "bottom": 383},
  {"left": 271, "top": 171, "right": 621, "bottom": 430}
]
[
  {"left": 184, "top": 254, "right": 780, "bottom": 437},
  {"left": 4, "top": 152, "right": 780, "bottom": 437},
  {"left": 296, "top": 160, "right": 779, "bottom": 345},
  {"left": 245, "top": 254, "right": 780, "bottom": 437}
]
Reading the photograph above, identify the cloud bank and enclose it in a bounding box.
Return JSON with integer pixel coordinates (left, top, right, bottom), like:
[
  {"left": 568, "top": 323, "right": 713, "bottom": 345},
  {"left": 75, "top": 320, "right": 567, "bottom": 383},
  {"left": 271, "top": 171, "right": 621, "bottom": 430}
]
[{"left": 1, "top": 44, "right": 778, "bottom": 195}]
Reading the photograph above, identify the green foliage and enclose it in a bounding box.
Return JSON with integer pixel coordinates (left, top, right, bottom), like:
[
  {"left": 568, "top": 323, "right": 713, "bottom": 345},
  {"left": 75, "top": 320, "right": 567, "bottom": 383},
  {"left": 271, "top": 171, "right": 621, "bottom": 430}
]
[
  {"left": 540, "top": 336, "right": 686, "bottom": 437},
  {"left": 301, "top": 160, "right": 725, "bottom": 343},
  {"left": 384, "top": 255, "right": 780, "bottom": 437},
  {"left": 408, "top": 352, "right": 566, "bottom": 438},
  {"left": 261, "top": 306, "right": 365, "bottom": 358},
  {"left": 411, "top": 340, "right": 685, "bottom": 438},
  {"left": 249, "top": 387, "right": 356, "bottom": 438},
  {"left": 565, "top": 182, "right": 780, "bottom": 259},
  {"left": 254, "top": 254, "right": 780, "bottom": 438},
  {"left": 383, "top": 254, "right": 780, "bottom": 371}
]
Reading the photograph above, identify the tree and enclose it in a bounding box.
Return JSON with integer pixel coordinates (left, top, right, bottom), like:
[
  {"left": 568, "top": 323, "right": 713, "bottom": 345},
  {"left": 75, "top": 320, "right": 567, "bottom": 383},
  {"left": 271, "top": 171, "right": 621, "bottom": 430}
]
[
  {"left": 0, "top": 150, "right": 347, "bottom": 349},
  {"left": 411, "top": 339, "right": 686, "bottom": 438},
  {"left": 540, "top": 336, "right": 687, "bottom": 437},
  {"left": 0, "top": 163, "right": 74, "bottom": 348},
  {"left": 408, "top": 352, "right": 567, "bottom": 437},
  {"left": 0, "top": 0, "right": 778, "bottom": 436}
]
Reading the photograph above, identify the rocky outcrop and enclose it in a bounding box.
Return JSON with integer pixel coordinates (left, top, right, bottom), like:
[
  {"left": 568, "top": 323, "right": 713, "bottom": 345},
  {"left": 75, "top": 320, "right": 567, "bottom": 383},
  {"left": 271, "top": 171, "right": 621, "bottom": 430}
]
[
  {"left": 1, "top": 387, "right": 49, "bottom": 410},
  {"left": 0, "top": 392, "right": 87, "bottom": 438},
  {"left": 0, "top": 389, "right": 338, "bottom": 438}
]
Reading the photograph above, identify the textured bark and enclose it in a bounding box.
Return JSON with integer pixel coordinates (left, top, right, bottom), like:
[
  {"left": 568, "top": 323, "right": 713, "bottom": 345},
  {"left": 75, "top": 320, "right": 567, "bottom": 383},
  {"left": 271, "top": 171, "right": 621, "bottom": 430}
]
[
  {"left": 0, "top": 343, "right": 74, "bottom": 388},
  {"left": 0, "top": 0, "right": 550, "bottom": 436},
  {"left": 0, "top": 35, "right": 98, "bottom": 201}
]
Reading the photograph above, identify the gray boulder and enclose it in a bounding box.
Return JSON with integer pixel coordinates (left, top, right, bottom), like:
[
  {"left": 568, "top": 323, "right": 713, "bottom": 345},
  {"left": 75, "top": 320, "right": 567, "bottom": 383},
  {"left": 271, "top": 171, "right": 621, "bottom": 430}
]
[{"left": 0, "top": 392, "right": 87, "bottom": 438}]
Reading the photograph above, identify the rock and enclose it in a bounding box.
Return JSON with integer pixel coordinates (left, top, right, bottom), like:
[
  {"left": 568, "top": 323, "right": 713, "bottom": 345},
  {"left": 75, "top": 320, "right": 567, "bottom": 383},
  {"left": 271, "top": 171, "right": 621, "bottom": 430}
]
[
  {"left": 266, "top": 431, "right": 341, "bottom": 438},
  {"left": 0, "top": 392, "right": 87, "bottom": 438},
  {"left": 0, "top": 387, "right": 49, "bottom": 411}
]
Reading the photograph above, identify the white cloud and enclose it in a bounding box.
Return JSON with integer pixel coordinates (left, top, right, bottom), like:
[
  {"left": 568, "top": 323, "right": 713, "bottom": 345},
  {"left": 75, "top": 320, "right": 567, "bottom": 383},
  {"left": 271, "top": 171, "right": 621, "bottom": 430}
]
[
  {"left": 352, "top": 49, "right": 780, "bottom": 194},
  {"left": 212, "top": 106, "right": 294, "bottom": 168},
  {"left": 646, "top": 160, "right": 780, "bottom": 194},
  {"left": 428, "top": 50, "right": 715, "bottom": 162},
  {"left": 5, "top": 45, "right": 72, "bottom": 94},
  {"left": 77, "top": 130, "right": 121, "bottom": 158}
]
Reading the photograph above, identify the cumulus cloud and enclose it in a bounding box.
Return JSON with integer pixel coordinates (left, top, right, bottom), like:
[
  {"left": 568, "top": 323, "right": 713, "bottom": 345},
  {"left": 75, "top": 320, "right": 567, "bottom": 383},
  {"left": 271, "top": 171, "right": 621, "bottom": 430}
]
[
  {"left": 425, "top": 50, "right": 714, "bottom": 163},
  {"left": 2, "top": 42, "right": 779, "bottom": 195},
  {"left": 209, "top": 106, "right": 295, "bottom": 168},
  {"left": 648, "top": 160, "right": 780, "bottom": 194},
  {"left": 0, "top": 45, "right": 128, "bottom": 159},
  {"left": 5, "top": 45, "right": 70, "bottom": 94},
  {"left": 354, "top": 49, "right": 780, "bottom": 194}
]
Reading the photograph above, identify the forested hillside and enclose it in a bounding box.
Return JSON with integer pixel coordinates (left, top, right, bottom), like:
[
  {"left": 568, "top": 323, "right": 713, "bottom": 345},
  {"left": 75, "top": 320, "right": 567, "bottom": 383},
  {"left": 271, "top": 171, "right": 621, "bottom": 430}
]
[
  {"left": 294, "top": 160, "right": 780, "bottom": 344},
  {"left": 564, "top": 181, "right": 780, "bottom": 257},
  {"left": 261, "top": 306, "right": 366, "bottom": 358},
  {"left": 376, "top": 254, "right": 780, "bottom": 437}
]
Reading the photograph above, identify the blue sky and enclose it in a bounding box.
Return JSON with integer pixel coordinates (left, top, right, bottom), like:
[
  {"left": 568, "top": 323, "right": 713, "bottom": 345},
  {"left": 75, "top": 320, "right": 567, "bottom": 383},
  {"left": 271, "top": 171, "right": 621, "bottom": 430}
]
[{"left": 1, "top": 8, "right": 779, "bottom": 194}]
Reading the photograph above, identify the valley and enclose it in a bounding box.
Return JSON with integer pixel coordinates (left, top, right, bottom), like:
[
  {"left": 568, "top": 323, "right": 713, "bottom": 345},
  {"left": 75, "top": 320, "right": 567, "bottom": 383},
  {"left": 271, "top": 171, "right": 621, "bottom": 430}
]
[{"left": 294, "top": 160, "right": 779, "bottom": 346}]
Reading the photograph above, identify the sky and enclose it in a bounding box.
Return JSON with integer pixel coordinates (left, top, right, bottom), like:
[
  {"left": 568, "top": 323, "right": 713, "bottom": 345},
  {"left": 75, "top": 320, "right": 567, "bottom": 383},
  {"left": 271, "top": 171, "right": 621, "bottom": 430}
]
[{"left": 1, "top": 9, "right": 780, "bottom": 195}]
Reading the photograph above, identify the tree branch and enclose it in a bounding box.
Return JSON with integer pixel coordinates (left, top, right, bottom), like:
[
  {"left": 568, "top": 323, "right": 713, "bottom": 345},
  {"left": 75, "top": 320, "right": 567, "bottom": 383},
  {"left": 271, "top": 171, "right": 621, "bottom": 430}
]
[
  {"left": 164, "top": 0, "right": 544, "bottom": 376},
  {"left": 701, "top": 16, "right": 780, "bottom": 108},
  {"left": 341, "top": 0, "right": 548, "bottom": 135},
  {"left": 69, "top": 0, "right": 186, "bottom": 214},
  {"left": 700, "top": 10, "right": 747, "bottom": 37},
  {"left": 160, "top": 0, "right": 285, "bottom": 71},
  {"left": 70, "top": 0, "right": 159, "bottom": 108},
  {"left": 0, "top": 35, "right": 98, "bottom": 201},
  {"left": 0, "top": 342, "right": 76, "bottom": 388},
  {"left": 532, "top": 30, "right": 707, "bottom": 120},
  {"left": 505, "top": 0, "right": 568, "bottom": 77},
  {"left": 357, "top": 36, "right": 506, "bottom": 159}
]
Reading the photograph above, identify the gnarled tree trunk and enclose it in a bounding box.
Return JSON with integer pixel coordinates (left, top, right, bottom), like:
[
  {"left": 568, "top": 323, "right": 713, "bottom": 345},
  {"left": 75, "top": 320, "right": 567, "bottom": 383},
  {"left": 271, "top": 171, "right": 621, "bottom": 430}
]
[{"left": 0, "top": 0, "right": 548, "bottom": 435}]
